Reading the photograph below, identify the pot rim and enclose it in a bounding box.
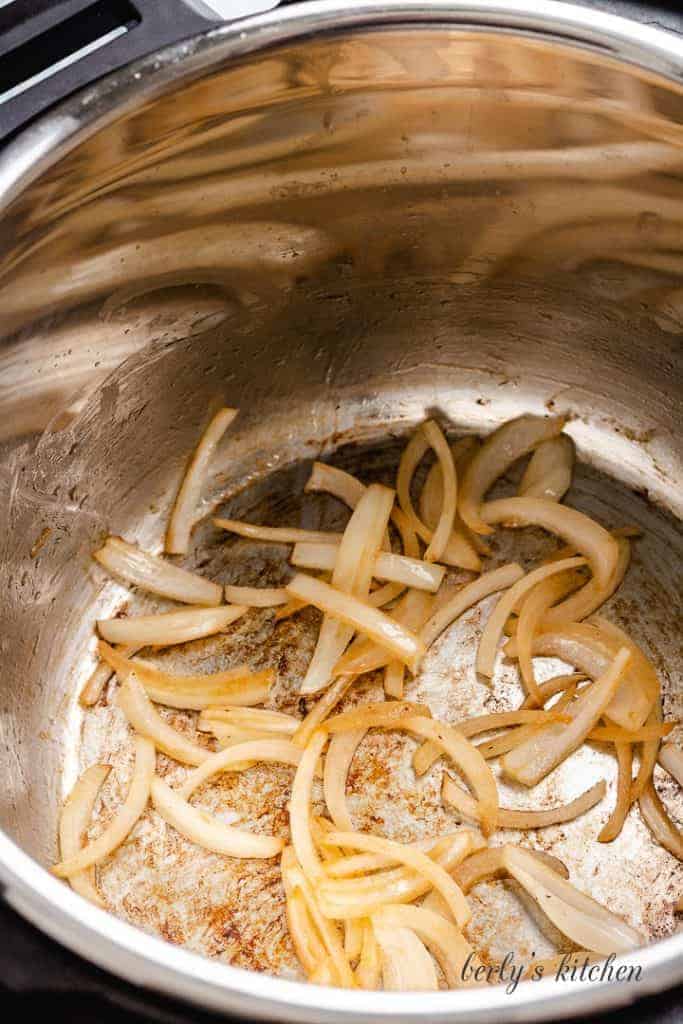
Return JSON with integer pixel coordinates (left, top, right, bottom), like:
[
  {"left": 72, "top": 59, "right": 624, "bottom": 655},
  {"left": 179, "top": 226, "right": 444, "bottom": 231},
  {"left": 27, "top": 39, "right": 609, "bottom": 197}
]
[{"left": 1, "top": 2, "right": 682, "bottom": 1019}]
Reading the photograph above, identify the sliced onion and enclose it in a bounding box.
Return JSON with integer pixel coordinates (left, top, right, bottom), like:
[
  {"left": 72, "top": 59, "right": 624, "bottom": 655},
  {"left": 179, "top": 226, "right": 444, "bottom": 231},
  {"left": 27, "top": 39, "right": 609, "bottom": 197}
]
[
  {"left": 291, "top": 543, "right": 445, "bottom": 593},
  {"left": 93, "top": 537, "right": 222, "bottom": 606},
  {"left": 117, "top": 674, "right": 211, "bottom": 765},
  {"left": 214, "top": 518, "right": 342, "bottom": 544},
  {"left": 53, "top": 736, "right": 155, "bottom": 876},
  {"left": 324, "top": 701, "right": 430, "bottom": 733},
  {"left": 325, "top": 831, "right": 478, "bottom": 879},
  {"left": 541, "top": 537, "right": 631, "bottom": 630},
  {"left": 476, "top": 556, "right": 586, "bottom": 679},
  {"left": 309, "top": 956, "right": 339, "bottom": 986},
  {"left": 501, "top": 648, "right": 631, "bottom": 786},
  {"left": 481, "top": 497, "right": 618, "bottom": 591},
  {"left": 479, "top": 682, "right": 581, "bottom": 760},
  {"left": 383, "top": 660, "right": 404, "bottom": 698},
  {"left": 412, "top": 709, "right": 568, "bottom": 777},
  {"left": 373, "top": 922, "right": 439, "bottom": 991},
  {"left": 370, "top": 905, "right": 481, "bottom": 989},
  {"left": 460, "top": 415, "right": 565, "bottom": 535},
  {"left": 344, "top": 918, "right": 364, "bottom": 961},
  {"left": 287, "top": 574, "right": 425, "bottom": 674},
  {"left": 514, "top": 572, "right": 585, "bottom": 703},
  {"left": 58, "top": 764, "right": 111, "bottom": 905},
  {"left": 502, "top": 844, "right": 643, "bottom": 953},
  {"left": 284, "top": 886, "right": 327, "bottom": 975},
  {"left": 292, "top": 676, "right": 357, "bottom": 751},
  {"left": 659, "top": 743, "right": 683, "bottom": 787},
  {"left": 324, "top": 729, "right": 366, "bottom": 831},
  {"left": 319, "top": 830, "right": 471, "bottom": 928},
  {"left": 334, "top": 589, "right": 434, "bottom": 678},
  {"left": 98, "top": 641, "right": 271, "bottom": 710},
  {"left": 179, "top": 738, "right": 305, "bottom": 798},
  {"left": 199, "top": 707, "right": 298, "bottom": 734},
  {"left": 639, "top": 781, "right": 683, "bottom": 860},
  {"left": 223, "top": 585, "right": 288, "bottom": 607},
  {"left": 355, "top": 922, "right": 381, "bottom": 990},
  {"left": 420, "top": 563, "right": 525, "bottom": 650},
  {"left": 598, "top": 743, "right": 633, "bottom": 843},
  {"left": 290, "top": 729, "right": 328, "bottom": 884},
  {"left": 518, "top": 435, "right": 575, "bottom": 502},
  {"left": 281, "top": 847, "right": 356, "bottom": 987},
  {"left": 151, "top": 776, "right": 283, "bottom": 858},
  {"left": 300, "top": 484, "right": 395, "bottom": 694},
  {"left": 443, "top": 776, "right": 606, "bottom": 829},
  {"left": 305, "top": 461, "right": 366, "bottom": 509},
  {"left": 396, "top": 421, "right": 457, "bottom": 562},
  {"left": 454, "top": 846, "right": 569, "bottom": 894},
  {"left": 420, "top": 450, "right": 481, "bottom": 572},
  {"left": 79, "top": 643, "right": 141, "bottom": 707},
  {"left": 97, "top": 604, "right": 246, "bottom": 647},
  {"left": 531, "top": 623, "right": 657, "bottom": 731},
  {"left": 589, "top": 723, "right": 672, "bottom": 743},
  {"left": 519, "top": 672, "right": 588, "bottom": 710},
  {"left": 166, "top": 407, "right": 238, "bottom": 555}
]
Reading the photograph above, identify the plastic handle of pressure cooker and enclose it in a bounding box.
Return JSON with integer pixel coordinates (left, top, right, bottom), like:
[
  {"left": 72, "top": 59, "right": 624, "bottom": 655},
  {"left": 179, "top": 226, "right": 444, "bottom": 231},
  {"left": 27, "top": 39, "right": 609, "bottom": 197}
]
[{"left": 0, "top": 0, "right": 280, "bottom": 144}]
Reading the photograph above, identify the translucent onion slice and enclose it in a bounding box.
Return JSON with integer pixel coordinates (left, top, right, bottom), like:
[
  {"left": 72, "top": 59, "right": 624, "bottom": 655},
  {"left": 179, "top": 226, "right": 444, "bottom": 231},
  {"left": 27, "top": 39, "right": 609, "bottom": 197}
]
[
  {"left": 373, "top": 923, "right": 439, "bottom": 991},
  {"left": 541, "top": 536, "right": 631, "bottom": 630},
  {"left": 412, "top": 709, "right": 569, "bottom": 776},
  {"left": 58, "top": 764, "right": 111, "bottom": 905},
  {"left": 598, "top": 743, "right": 633, "bottom": 843},
  {"left": 223, "top": 585, "right": 288, "bottom": 607},
  {"left": 53, "top": 736, "right": 155, "bottom": 877},
  {"left": 355, "top": 922, "right": 381, "bottom": 989},
  {"left": 319, "top": 830, "right": 471, "bottom": 928},
  {"left": 344, "top": 918, "right": 364, "bottom": 961},
  {"left": 420, "top": 563, "right": 525, "bottom": 650},
  {"left": 290, "top": 729, "right": 328, "bottom": 884},
  {"left": 531, "top": 624, "right": 657, "bottom": 731},
  {"left": 325, "top": 831, "right": 479, "bottom": 879},
  {"left": 285, "top": 887, "right": 327, "bottom": 975},
  {"left": 300, "top": 484, "right": 395, "bottom": 694},
  {"left": 479, "top": 682, "right": 581, "bottom": 760},
  {"left": 324, "top": 729, "right": 366, "bottom": 831},
  {"left": 639, "top": 782, "right": 683, "bottom": 861},
  {"left": 370, "top": 905, "right": 481, "bottom": 989},
  {"left": 476, "top": 556, "right": 586, "bottom": 679},
  {"left": 514, "top": 572, "right": 584, "bottom": 702},
  {"left": 291, "top": 543, "right": 445, "bottom": 593},
  {"left": 118, "top": 674, "right": 211, "bottom": 765},
  {"left": 589, "top": 723, "right": 672, "bottom": 743},
  {"left": 519, "top": 672, "right": 588, "bottom": 710},
  {"left": 383, "top": 660, "right": 404, "bottom": 699},
  {"left": 454, "top": 846, "right": 570, "bottom": 894},
  {"left": 93, "top": 537, "right": 222, "bottom": 606},
  {"left": 460, "top": 414, "right": 565, "bottom": 535},
  {"left": 80, "top": 644, "right": 141, "bottom": 707},
  {"left": 501, "top": 648, "right": 631, "bottom": 786},
  {"left": 396, "top": 421, "right": 457, "bottom": 562},
  {"left": 502, "top": 844, "right": 643, "bottom": 953},
  {"left": 292, "top": 674, "right": 358, "bottom": 750},
  {"left": 97, "top": 604, "right": 246, "bottom": 647},
  {"left": 281, "top": 847, "right": 356, "bottom": 988},
  {"left": 324, "top": 701, "right": 430, "bottom": 733},
  {"left": 214, "top": 519, "right": 342, "bottom": 545},
  {"left": 630, "top": 705, "right": 662, "bottom": 803},
  {"left": 333, "top": 589, "right": 434, "bottom": 678},
  {"left": 98, "top": 641, "right": 271, "bottom": 710},
  {"left": 327, "top": 708, "right": 498, "bottom": 836},
  {"left": 481, "top": 497, "right": 618, "bottom": 591},
  {"left": 419, "top": 452, "right": 481, "bottom": 572},
  {"left": 518, "top": 434, "right": 575, "bottom": 502},
  {"left": 151, "top": 776, "right": 283, "bottom": 858},
  {"left": 166, "top": 407, "right": 238, "bottom": 555},
  {"left": 305, "top": 461, "right": 366, "bottom": 509},
  {"left": 287, "top": 574, "right": 425, "bottom": 674},
  {"left": 199, "top": 707, "right": 298, "bottom": 734},
  {"left": 443, "top": 776, "right": 606, "bottom": 830},
  {"left": 309, "top": 956, "right": 339, "bottom": 986},
  {"left": 179, "top": 738, "right": 305, "bottom": 798},
  {"left": 659, "top": 743, "right": 683, "bottom": 787}
]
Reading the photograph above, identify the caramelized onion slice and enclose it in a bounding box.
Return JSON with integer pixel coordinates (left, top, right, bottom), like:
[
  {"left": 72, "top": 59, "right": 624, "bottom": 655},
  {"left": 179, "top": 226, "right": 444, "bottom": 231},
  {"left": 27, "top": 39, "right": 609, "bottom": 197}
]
[
  {"left": 420, "top": 563, "right": 525, "bottom": 650},
  {"left": 356, "top": 922, "right": 381, "bottom": 990},
  {"left": 287, "top": 574, "right": 425, "bottom": 674},
  {"left": 151, "top": 776, "right": 283, "bottom": 858},
  {"left": 97, "top": 604, "right": 245, "bottom": 647},
  {"left": 166, "top": 407, "right": 238, "bottom": 555},
  {"left": 180, "top": 738, "right": 305, "bottom": 798},
  {"left": 98, "top": 641, "right": 271, "bottom": 710},
  {"left": 502, "top": 648, "right": 631, "bottom": 787},
  {"left": 518, "top": 435, "right": 575, "bottom": 502},
  {"left": 639, "top": 782, "right": 683, "bottom": 861},
  {"left": 370, "top": 905, "right": 481, "bottom": 989},
  {"left": 598, "top": 743, "right": 633, "bottom": 843},
  {"left": 118, "top": 674, "right": 211, "bottom": 765},
  {"left": 443, "top": 776, "right": 606, "bottom": 830},
  {"left": 53, "top": 736, "right": 155, "bottom": 877},
  {"left": 541, "top": 537, "right": 631, "bottom": 630},
  {"left": 460, "top": 415, "right": 565, "bottom": 535},
  {"left": 58, "top": 764, "right": 111, "bottom": 905},
  {"left": 481, "top": 497, "right": 618, "bottom": 591},
  {"left": 454, "top": 846, "right": 569, "bottom": 894},
  {"left": 659, "top": 743, "right": 683, "bottom": 787},
  {"left": 476, "top": 556, "right": 585, "bottom": 678},
  {"left": 285, "top": 887, "right": 327, "bottom": 976},
  {"left": 80, "top": 644, "right": 141, "bottom": 707},
  {"left": 502, "top": 844, "right": 643, "bottom": 954},
  {"left": 291, "top": 543, "right": 445, "bottom": 593},
  {"left": 373, "top": 923, "right": 439, "bottom": 991},
  {"left": 290, "top": 730, "right": 328, "bottom": 885},
  {"left": 93, "top": 537, "right": 222, "bottom": 606},
  {"left": 319, "top": 830, "right": 470, "bottom": 928}
]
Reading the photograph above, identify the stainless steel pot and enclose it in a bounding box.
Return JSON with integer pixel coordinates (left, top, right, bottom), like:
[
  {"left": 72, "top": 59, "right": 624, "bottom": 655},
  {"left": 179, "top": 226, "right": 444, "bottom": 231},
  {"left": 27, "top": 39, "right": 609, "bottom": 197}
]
[{"left": 0, "top": 1, "right": 682, "bottom": 1020}]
